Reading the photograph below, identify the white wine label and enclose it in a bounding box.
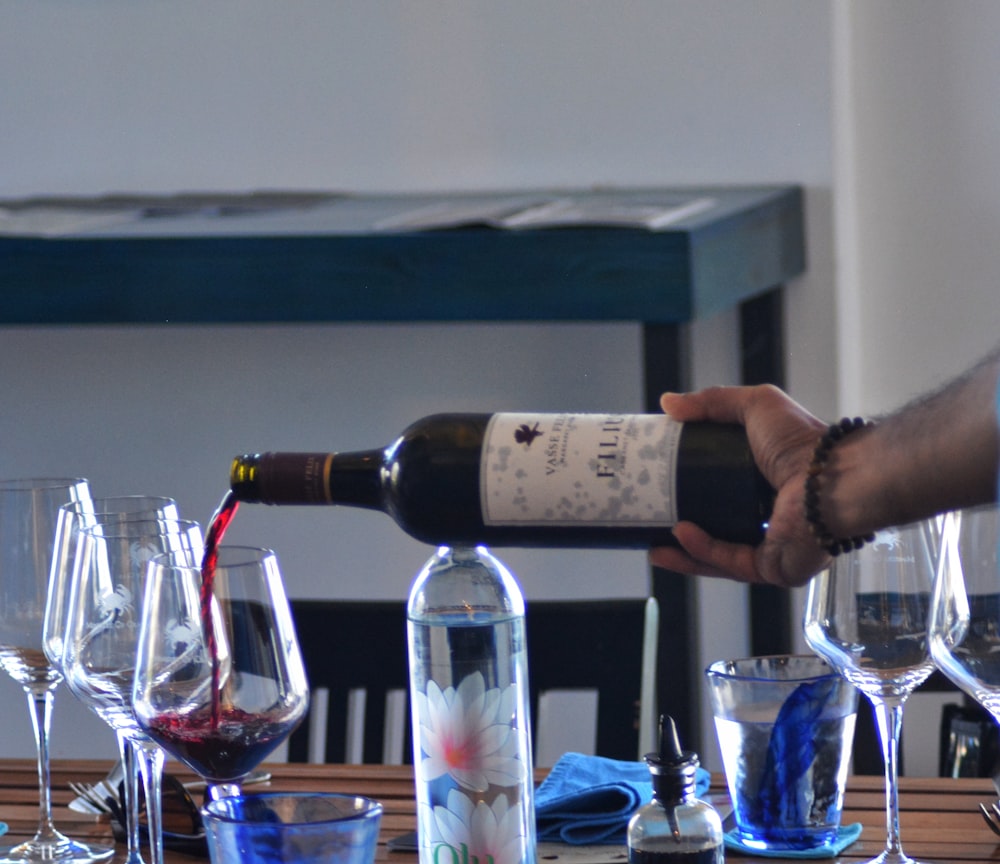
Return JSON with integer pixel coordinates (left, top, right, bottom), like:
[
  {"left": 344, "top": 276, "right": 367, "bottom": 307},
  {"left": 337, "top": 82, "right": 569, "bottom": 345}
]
[{"left": 481, "top": 413, "right": 681, "bottom": 527}]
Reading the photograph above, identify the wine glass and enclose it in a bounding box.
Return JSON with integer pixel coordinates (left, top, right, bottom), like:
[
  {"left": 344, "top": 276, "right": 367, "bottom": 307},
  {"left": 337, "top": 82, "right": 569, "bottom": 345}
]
[
  {"left": 928, "top": 506, "right": 1000, "bottom": 754},
  {"left": 133, "top": 546, "right": 309, "bottom": 799},
  {"left": 44, "top": 497, "right": 179, "bottom": 864},
  {"left": 61, "top": 518, "right": 203, "bottom": 864},
  {"left": 803, "top": 520, "right": 938, "bottom": 864},
  {"left": 0, "top": 478, "right": 111, "bottom": 864}
]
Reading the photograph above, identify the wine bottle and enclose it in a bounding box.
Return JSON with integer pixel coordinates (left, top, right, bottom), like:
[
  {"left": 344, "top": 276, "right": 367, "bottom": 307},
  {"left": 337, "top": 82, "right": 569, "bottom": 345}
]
[{"left": 229, "top": 412, "right": 774, "bottom": 548}]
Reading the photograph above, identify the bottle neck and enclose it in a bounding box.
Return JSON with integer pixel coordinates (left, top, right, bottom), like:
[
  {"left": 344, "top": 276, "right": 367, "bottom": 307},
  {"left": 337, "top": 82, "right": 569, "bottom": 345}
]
[
  {"left": 328, "top": 450, "right": 385, "bottom": 510},
  {"left": 230, "top": 450, "right": 385, "bottom": 510}
]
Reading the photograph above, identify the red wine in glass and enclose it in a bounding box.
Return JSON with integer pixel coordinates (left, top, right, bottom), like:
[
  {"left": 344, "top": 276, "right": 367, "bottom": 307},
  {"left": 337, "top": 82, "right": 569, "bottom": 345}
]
[
  {"left": 161, "top": 485, "right": 272, "bottom": 784},
  {"left": 135, "top": 521, "right": 308, "bottom": 789},
  {"left": 143, "top": 707, "right": 293, "bottom": 783}
]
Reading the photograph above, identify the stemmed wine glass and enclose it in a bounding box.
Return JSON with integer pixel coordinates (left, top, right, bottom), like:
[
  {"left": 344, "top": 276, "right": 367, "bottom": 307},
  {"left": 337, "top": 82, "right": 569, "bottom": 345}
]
[
  {"left": 0, "top": 478, "right": 111, "bottom": 864},
  {"left": 133, "top": 546, "right": 309, "bottom": 799},
  {"left": 928, "top": 506, "right": 1000, "bottom": 759},
  {"left": 61, "top": 519, "right": 203, "bottom": 864},
  {"left": 44, "top": 497, "right": 179, "bottom": 864},
  {"left": 804, "top": 520, "right": 938, "bottom": 864}
]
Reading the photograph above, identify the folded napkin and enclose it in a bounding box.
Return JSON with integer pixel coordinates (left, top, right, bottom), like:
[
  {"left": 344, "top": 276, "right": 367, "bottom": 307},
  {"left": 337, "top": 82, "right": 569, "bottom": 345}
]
[
  {"left": 0, "top": 823, "right": 6, "bottom": 836},
  {"left": 535, "top": 752, "right": 710, "bottom": 845},
  {"left": 723, "top": 822, "right": 863, "bottom": 859}
]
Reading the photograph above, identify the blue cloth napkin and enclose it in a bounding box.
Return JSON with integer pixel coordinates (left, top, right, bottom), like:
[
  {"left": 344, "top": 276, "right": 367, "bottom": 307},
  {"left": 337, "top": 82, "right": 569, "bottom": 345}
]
[
  {"left": 534, "top": 752, "right": 710, "bottom": 845},
  {"left": 0, "top": 823, "right": 6, "bottom": 836},
  {"left": 723, "top": 822, "right": 863, "bottom": 859}
]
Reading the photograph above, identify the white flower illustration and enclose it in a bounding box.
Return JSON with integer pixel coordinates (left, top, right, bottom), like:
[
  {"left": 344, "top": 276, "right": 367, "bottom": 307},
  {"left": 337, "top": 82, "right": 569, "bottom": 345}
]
[
  {"left": 416, "top": 671, "right": 527, "bottom": 792},
  {"left": 421, "top": 788, "right": 528, "bottom": 864}
]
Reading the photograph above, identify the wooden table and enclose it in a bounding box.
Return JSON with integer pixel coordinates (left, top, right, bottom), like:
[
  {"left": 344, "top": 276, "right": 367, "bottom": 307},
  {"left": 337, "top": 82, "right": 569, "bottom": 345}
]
[{"left": 7, "top": 759, "right": 994, "bottom": 863}]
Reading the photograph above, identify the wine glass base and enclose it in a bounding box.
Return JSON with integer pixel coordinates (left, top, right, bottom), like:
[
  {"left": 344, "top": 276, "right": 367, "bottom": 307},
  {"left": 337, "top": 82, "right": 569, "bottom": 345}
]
[
  {"left": 865, "top": 851, "right": 926, "bottom": 864},
  {"left": 0, "top": 835, "right": 114, "bottom": 864}
]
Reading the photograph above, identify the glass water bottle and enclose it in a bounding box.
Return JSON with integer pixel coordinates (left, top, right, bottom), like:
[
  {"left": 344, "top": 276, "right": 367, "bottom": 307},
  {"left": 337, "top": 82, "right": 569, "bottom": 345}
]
[{"left": 407, "top": 545, "right": 537, "bottom": 864}]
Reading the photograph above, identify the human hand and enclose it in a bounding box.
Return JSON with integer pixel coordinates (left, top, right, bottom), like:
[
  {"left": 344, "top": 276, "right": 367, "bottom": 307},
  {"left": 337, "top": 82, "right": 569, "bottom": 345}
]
[{"left": 649, "top": 384, "right": 829, "bottom": 588}]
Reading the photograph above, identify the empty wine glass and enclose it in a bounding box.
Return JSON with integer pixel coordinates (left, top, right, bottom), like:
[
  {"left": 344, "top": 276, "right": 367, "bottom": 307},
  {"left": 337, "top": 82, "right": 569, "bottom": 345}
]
[
  {"left": 44, "top": 497, "right": 179, "bottom": 864},
  {"left": 0, "top": 478, "right": 111, "bottom": 864},
  {"left": 929, "top": 505, "right": 1000, "bottom": 743},
  {"left": 46, "top": 497, "right": 181, "bottom": 671},
  {"left": 804, "top": 520, "right": 938, "bottom": 864},
  {"left": 133, "top": 546, "right": 309, "bottom": 799},
  {"left": 61, "top": 519, "right": 203, "bottom": 864}
]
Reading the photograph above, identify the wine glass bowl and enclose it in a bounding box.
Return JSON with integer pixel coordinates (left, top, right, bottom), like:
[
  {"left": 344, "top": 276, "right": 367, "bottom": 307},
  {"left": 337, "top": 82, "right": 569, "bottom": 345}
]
[
  {"left": 133, "top": 546, "right": 309, "bottom": 795},
  {"left": 929, "top": 506, "right": 1000, "bottom": 722},
  {"left": 804, "top": 520, "right": 938, "bottom": 864},
  {"left": 61, "top": 518, "right": 203, "bottom": 864},
  {"left": 44, "top": 496, "right": 180, "bottom": 674},
  {"left": 0, "top": 477, "right": 111, "bottom": 864},
  {"left": 62, "top": 519, "right": 203, "bottom": 728}
]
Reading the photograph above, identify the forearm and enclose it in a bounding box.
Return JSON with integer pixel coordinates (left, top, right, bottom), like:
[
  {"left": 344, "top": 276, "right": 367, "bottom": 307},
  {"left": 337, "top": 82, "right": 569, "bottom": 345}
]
[{"left": 822, "top": 348, "right": 1000, "bottom": 539}]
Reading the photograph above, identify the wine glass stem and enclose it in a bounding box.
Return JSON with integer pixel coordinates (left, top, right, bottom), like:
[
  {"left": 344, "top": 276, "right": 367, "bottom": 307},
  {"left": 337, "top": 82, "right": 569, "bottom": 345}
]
[
  {"left": 116, "top": 731, "right": 144, "bottom": 864},
  {"left": 24, "top": 683, "right": 60, "bottom": 843},
  {"left": 207, "top": 783, "right": 242, "bottom": 801},
  {"left": 873, "top": 698, "right": 907, "bottom": 860},
  {"left": 133, "top": 739, "right": 166, "bottom": 864}
]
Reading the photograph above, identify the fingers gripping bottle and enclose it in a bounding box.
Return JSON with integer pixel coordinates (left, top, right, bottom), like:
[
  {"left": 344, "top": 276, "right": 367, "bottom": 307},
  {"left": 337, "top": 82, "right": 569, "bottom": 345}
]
[{"left": 407, "top": 546, "right": 536, "bottom": 864}]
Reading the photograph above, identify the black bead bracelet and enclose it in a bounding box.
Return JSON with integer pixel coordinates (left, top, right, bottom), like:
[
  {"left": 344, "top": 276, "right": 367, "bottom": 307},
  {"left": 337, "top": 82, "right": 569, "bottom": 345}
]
[{"left": 804, "top": 416, "right": 877, "bottom": 556}]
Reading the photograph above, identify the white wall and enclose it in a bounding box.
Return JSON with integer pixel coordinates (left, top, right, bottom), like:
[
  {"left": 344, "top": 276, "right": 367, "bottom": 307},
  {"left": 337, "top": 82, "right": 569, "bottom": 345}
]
[
  {"left": 26, "top": 0, "right": 997, "bottom": 772},
  {"left": 835, "top": 0, "right": 1000, "bottom": 413}
]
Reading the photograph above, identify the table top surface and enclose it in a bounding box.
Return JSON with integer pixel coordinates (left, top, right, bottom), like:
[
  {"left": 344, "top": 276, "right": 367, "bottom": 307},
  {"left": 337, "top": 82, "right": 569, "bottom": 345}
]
[
  {"left": 0, "top": 186, "right": 804, "bottom": 325},
  {"left": 3, "top": 759, "right": 996, "bottom": 864}
]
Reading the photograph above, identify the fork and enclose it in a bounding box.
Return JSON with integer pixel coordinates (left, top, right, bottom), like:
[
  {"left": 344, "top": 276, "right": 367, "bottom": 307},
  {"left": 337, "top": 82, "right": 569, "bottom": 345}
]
[
  {"left": 979, "top": 771, "right": 1000, "bottom": 837},
  {"left": 67, "top": 761, "right": 125, "bottom": 816},
  {"left": 979, "top": 800, "right": 1000, "bottom": 837},
  {"left": 68, "top": 781, "right": 115, "bottom": 816},
  {"left": 69, "top": 765, "right": 272, "bottom": 816}
]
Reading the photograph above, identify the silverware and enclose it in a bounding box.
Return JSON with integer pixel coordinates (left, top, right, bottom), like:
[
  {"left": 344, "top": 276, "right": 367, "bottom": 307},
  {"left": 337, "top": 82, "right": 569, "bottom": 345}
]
[
  {"left": 979, "top": 773, "right": 1000, "bottom": 837},
  {"left": 68, "top": 761, "right": 124, "bottom": 815},
  {"left": 67, "top": 781, "right": 115, "bottom": 815},
  {"left": 68, "top": 764, "right": 271, "bottom": 815},
  {"left": 979, "top": 800, "right": 1000, "bottom": 837}
]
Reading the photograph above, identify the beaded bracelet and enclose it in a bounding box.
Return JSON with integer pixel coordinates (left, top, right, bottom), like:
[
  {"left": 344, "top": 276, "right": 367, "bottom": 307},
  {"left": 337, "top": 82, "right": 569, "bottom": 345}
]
[{"left": 804, "top": 416, "right": 876, "bottom": 556}]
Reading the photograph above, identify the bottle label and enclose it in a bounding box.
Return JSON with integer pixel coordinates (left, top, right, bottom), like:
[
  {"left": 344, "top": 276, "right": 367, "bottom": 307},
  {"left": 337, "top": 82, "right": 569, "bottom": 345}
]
[{"left": 481, "top": 413, "right": 681, "bottom": 527}]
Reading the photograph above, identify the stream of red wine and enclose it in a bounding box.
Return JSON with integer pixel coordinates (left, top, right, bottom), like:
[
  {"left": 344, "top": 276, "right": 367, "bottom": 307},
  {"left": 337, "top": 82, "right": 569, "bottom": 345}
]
[{"left": 201, "top": 490, "right": 239, "bottom": 729}]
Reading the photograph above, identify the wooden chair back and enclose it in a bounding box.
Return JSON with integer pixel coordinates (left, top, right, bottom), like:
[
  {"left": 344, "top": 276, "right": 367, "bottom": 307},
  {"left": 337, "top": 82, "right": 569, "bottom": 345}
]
[{"left": 286, "top": 596, "right": 659, "bottom": 765}]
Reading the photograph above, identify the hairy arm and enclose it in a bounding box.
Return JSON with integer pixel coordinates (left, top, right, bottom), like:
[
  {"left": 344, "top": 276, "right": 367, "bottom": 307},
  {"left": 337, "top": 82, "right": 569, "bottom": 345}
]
[
  {"left": 650, "top": 348, "right": 1000, "bottom": 587},
  {"left": 828, "top": 350, "right": 1000, "bottom": 535}
]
